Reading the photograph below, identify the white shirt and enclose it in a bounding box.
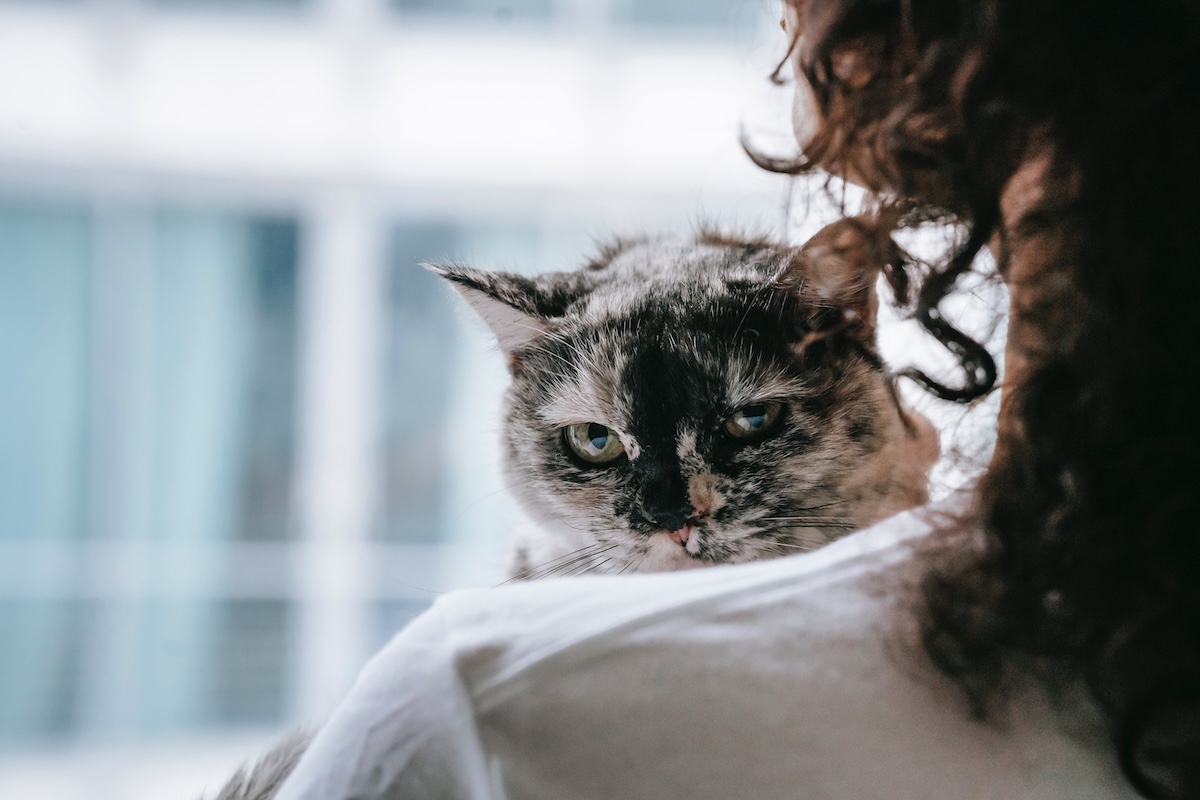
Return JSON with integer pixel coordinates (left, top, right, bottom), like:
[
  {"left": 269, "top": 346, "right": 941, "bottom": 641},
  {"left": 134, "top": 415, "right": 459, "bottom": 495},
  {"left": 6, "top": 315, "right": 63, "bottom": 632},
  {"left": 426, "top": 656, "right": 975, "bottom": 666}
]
[{"left": 275, "top": 505, "right": 1136, "bottom": 799}]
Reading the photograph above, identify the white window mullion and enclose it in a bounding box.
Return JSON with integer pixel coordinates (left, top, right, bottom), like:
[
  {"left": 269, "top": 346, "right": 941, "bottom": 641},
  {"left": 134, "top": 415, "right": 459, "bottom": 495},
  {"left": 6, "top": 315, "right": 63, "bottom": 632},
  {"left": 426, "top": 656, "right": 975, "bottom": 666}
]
[{"left": 292, "top": 188, "right": 381, "bottom": 722}]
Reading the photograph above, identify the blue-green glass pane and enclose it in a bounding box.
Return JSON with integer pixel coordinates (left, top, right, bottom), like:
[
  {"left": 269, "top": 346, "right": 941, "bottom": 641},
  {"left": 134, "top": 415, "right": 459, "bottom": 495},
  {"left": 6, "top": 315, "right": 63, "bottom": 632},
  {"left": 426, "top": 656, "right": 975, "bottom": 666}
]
[
  {"left": 378, "top": 222, "right": 460, "bottom": 542},
  {"left": 211, "top": 599, "right": 292, "bottom": 724},
  {"left": 235, "top": 219, "right": 300, "bottom": 541},
  {"left": 0, "top": 599, "right": 85, "bottom": 741},
  {"left": 394, "top": 0, "right": 554, "bottom": 23},
  {"left": 148, "top": 211, "right": 257, "bottom": 544},
  {"left": 0, "top": 204, "right": 91, "bottom": 543},
  {"left": 611, "top": 0, "right": 759, "bottom": 30},
  {"left": 151, "top": 0, "right": 307, "bottom": 10}
]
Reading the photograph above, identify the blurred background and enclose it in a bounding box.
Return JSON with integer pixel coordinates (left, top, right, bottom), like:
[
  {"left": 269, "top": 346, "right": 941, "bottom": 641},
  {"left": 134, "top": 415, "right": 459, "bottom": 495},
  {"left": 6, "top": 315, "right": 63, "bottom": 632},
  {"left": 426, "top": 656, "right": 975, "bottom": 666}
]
[
  {"left": 0, "top": 0, "right": 1006, "bottom": 796},
  {"left": 0, "top": 0, "right": 807, "bottom": 797}
]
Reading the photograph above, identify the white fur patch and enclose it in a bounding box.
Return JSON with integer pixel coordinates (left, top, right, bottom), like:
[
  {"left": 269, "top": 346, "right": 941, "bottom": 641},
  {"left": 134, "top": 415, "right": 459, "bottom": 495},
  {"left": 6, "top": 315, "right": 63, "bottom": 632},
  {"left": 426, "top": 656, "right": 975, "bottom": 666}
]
[
  {"left": 676, "top": 431, "right": 699, "bottom": 462},
  {"left": 538, "top": 377, "right": 608, "bottom": 427},
  {"left": 725, "top": 364, "right": 809, "bottom": 409},
  {"left": 619, "top": 433, "right": 642, "bottom": 461}
]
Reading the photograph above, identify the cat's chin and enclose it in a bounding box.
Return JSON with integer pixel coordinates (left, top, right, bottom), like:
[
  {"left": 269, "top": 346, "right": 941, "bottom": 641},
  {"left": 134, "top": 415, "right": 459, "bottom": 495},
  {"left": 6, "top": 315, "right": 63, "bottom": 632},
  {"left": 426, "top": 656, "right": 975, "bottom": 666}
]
[{"left": 637, "top": 532, "right": 714, "bottom": 573}]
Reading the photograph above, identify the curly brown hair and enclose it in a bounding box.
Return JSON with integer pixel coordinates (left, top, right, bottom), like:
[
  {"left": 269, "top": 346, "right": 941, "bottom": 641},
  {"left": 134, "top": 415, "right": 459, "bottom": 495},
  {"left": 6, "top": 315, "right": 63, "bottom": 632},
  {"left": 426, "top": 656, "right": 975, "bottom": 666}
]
[{"left": 757, "top": 1, "right": 1200, "bottom": 797}]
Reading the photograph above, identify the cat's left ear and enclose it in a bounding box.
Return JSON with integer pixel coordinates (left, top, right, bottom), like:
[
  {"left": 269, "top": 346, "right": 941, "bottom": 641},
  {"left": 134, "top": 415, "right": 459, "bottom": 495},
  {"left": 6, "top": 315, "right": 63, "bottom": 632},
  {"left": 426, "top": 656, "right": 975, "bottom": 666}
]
[
  {"left": 426, "top": 263, "right": 590, "bottom": 356},
  {"left": 776, "top": 215, "right": 909, "bottom": 340}
]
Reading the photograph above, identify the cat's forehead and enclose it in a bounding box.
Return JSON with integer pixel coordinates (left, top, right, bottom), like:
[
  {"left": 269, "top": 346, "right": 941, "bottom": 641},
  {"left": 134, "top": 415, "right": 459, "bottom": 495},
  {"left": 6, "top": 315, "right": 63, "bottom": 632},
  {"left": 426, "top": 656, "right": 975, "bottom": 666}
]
[
  {"left": 574, "top": 236, "right": 788, "bottom": 317},
  {"left": 517, "top": 234, "right": 820, "bottom": 429},
  {"left": 533, "top": 308, "right": 808, "bottom": 430}
]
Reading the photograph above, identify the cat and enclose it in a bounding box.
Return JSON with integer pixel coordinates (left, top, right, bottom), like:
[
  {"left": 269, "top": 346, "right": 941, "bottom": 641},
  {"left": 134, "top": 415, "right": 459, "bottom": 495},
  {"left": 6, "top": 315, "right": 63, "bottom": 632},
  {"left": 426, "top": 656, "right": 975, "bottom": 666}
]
[
  {"left": 204, "top": 216, "right": 939, "bottom": 800},
  {"left": 433, "top": 215, "right": 939, "bottom": 581}
]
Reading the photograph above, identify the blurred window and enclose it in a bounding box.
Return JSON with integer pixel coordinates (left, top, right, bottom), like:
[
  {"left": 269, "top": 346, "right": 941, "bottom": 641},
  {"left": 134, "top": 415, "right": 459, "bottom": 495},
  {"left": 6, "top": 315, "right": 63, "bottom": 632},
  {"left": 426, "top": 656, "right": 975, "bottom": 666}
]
[
  {"left": 393, "top": 0, "right": 555, "bottom": 23},
  {"left": 0, "top": 0, "right": 785, "bottom": 788},
  {"left": 379, "top": 222, "right": 459, "bottom": 542},
  {"left": 235, "top": 219, "right": 300, "bottom": 543},
  {"left": 389, "top": 0, "right": 756, "bottom": 29},
  {"left": 213, "top": 599, "right": 293, "bottom": 725},
  {"left": 0, "top": 203, "right": 91, "bottom": 545},
  {"left": 0, "top": 203, "right": 300, "bottom": 739},
  {"left": 150, "top": 0, "right": 307, "bottom": 9},
  {"left": 0, "top": 599, "right": 85, "bottom": 739},
  {"left": 610, "top": 0, "right": 758, "bottom": 30},
  {"left": 378, "top": 219, "right": 541, "bottom": 542},
  {"left": 372, "top": 598, "right": 433, "bottom": 653},
  {"left": 0, "top": 204, "right": 92, "bottom": 741}
]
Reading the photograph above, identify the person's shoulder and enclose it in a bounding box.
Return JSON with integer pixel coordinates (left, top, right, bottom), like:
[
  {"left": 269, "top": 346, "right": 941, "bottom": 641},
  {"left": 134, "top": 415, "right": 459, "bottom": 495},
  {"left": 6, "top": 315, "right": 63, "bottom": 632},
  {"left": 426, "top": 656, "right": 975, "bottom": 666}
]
[
  {"left": 427, "top": 500, "right": 956, "bottom": 699},
  {"left": 443, "top": 496, "right": 949, "bottom": 620}
]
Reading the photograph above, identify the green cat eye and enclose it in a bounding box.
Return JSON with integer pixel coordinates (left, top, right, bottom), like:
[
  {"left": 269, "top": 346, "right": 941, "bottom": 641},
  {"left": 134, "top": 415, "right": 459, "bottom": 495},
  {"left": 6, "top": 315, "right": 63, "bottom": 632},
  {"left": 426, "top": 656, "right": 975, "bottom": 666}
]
[
  {"left": 563, "top": 422, "right": 627, "bottom": 465},
  {"left": 723, "top": 402, "right": 784, "bottom": 441}
]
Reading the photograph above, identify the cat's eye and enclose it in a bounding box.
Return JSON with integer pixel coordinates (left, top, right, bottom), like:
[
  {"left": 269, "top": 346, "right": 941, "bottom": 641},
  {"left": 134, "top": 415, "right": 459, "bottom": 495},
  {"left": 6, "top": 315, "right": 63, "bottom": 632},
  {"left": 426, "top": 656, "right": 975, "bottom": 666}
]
[
  {"left": 563, "top": 422, "right": 627, "bottom": 465},
  {"left": 723, "top": 402, "right": 784, "bottom": 441}
]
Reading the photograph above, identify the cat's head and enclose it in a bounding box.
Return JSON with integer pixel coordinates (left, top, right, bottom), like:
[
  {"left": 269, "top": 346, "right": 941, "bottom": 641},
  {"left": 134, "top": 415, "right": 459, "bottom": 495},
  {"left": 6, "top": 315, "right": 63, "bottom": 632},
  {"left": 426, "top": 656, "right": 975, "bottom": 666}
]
[{"left": 432, "top": 217, "right": 938, "bottom": 577}]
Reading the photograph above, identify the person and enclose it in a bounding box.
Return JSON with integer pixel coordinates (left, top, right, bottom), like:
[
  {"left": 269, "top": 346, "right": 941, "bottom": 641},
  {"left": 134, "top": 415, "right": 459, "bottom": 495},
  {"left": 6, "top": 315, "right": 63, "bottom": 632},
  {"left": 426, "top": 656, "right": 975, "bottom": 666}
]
[{"left": 265, "top": 1, "right": 1200, "bottom": 797}]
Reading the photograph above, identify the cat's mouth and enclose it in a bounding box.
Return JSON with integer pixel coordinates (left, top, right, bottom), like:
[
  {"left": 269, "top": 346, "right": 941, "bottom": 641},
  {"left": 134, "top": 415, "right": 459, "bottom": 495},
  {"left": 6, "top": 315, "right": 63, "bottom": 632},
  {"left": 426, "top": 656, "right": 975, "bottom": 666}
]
[
  {"left": 628, "top": 515, "right": 726, "bottom": 567},
  {"left": 656, "top": 525, "right": 705, "bottom": 559},
  {"left": 644, "top": 531, "right": 712, "bottom": 571},
  {"left": 666, "top": 523, "right": 696, "bottom": 547}
]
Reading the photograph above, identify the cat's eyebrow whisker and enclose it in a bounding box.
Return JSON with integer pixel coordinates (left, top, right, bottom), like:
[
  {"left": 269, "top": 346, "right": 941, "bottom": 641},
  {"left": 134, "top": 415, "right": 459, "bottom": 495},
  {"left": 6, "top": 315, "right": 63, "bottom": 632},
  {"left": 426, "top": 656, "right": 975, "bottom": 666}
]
[
  {"left": 543, "top": 331, "right": 592, "bottom": 366},
  {"left": 533, "top": 345, "right": 577, "bottom": 372},
  {"left": 503, "top": 321, "right": 590, "bottom": 373},
  {"left": 535, "top": 326, "right": 607, "bottom": 380},
  {"left": 730, "top": 283, "right": 773, "bottom": 341}
]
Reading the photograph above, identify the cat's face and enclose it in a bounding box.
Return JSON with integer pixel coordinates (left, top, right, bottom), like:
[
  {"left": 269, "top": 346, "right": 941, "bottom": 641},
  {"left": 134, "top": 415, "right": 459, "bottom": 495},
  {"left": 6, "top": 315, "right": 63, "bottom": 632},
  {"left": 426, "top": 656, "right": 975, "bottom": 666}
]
[{"left": 435, "top": 220, "right": 937, "bottom": 577}]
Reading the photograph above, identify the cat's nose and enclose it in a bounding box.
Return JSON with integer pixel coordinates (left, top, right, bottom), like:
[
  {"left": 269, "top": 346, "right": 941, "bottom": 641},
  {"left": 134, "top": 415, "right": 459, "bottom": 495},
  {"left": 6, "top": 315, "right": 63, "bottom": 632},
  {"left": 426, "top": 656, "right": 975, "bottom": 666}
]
[
  {"left": 645, "top": 505, "right": 694, "bottom": 533},
  {"left": 637, "top": 467, "right": 694, "bottom": 532}
]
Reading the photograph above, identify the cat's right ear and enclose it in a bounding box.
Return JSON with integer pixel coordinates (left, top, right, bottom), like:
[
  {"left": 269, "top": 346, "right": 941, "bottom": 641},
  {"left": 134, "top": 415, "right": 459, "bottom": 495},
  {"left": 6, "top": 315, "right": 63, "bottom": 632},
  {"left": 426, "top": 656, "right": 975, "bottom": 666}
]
[
  {"left": 425, "top": 263, "right": 552, "bottom": 355},
  {"left": 778, "top": 215, "right": 910, "bottom": 341}
]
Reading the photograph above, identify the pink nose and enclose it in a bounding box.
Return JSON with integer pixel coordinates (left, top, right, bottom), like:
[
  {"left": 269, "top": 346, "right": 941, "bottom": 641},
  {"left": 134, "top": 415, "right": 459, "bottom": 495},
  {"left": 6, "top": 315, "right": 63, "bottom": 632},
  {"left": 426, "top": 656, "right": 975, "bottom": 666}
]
[{"left": 668, "top": 524, "right": 694, "bottom": 545}]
